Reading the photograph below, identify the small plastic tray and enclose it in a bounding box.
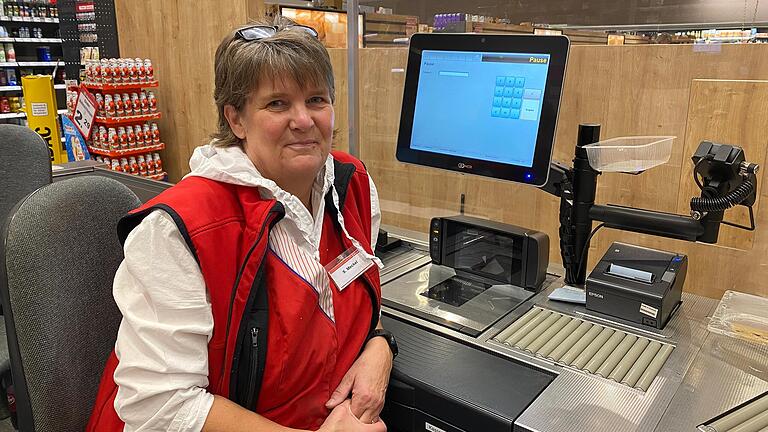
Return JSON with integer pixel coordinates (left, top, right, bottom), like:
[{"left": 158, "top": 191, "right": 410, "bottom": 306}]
[
  {"left": 583, "top": 136, "right": 675, "bottom": 173},
  {"left": 708, "top": 290, "right": 768, "bottom": 345}
]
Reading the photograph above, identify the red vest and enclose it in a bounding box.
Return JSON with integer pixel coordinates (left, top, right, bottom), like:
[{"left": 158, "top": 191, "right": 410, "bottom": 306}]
[{"left": 87, "top": 152, "right": 381, "bottom": 431}]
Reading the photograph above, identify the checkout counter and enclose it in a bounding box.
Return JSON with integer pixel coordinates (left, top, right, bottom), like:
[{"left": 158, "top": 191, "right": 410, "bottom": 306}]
[
  {"left": 376, "top": 228, "right": 767, "bottom": 432},
  {"left": 375, "top": 33, "right": 768, "bottom": 432}
]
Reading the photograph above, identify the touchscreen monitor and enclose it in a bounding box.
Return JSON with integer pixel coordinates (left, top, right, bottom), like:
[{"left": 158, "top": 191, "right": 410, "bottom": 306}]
[{"left": 396, "top": 33, "right": 569, "bottom": 186}]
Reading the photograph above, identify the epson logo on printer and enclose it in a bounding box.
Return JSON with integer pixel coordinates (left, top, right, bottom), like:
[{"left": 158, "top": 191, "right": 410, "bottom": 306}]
[
  {"left": 588, "top": 292, "right": 604, "bottom": 299},
  {"left": 425, "top": 422, "right": 447, "bottom": 432},
  {"left": 457, "top": 162, "right": 473, "bottom": 169}
]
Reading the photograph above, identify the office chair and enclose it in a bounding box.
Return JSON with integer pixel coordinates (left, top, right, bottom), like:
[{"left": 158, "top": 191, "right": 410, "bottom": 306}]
[
  {"left": 0, "top": 124, "right": 54, "bottom": 422},
  {"left": 0, "top": 176, "right": 140, "bottom": 431},
  {"left": 0, "top": 124, "right": 53, "bottom": 225}
]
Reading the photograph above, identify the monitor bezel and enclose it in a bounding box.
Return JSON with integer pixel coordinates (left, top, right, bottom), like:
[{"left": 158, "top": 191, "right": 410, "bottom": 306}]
[{"left": 395, "top": 33, "right": 570, "bottom": 187}]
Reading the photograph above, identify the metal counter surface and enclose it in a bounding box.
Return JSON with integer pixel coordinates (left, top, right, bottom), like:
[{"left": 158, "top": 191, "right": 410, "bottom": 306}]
[
  {"left": 379, "top": 236, "right": 767, "bottom": 432},
  {"left": 657, "top": 334, "right": 768, "bottom": 431}
]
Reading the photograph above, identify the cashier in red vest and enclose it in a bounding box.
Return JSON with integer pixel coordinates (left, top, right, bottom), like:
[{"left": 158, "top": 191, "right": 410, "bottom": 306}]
[{"left": 87, "top": 18, "right": 393, "bottom": 432}]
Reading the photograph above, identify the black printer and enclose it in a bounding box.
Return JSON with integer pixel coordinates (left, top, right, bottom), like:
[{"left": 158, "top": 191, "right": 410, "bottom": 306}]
[{"left": 586, "top": 242, "right": 687, "bottom": 329}]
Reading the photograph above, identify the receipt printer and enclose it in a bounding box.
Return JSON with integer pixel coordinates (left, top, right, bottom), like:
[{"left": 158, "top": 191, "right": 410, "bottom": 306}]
[{"left": 586, "top": 242, "right": 687, "bottom": 329}]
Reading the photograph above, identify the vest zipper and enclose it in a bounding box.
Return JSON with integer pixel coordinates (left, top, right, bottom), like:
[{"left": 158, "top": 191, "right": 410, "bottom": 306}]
[
  {"left": 245, "top": 327, "right": 259, "bottom": 407},
  {"left": 220, "top": 203, "right": 284, "bottom": 391}
]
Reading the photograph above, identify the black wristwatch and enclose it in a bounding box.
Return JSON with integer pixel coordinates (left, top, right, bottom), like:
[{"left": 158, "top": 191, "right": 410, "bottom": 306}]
[{"left": 368, "top": 329, "right": 398, "bottom": 359}]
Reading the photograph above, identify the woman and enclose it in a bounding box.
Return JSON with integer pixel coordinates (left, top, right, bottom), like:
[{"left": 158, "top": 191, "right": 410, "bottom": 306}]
[{"left": 87, "top": 19, "right": 393, "bottom": 432}]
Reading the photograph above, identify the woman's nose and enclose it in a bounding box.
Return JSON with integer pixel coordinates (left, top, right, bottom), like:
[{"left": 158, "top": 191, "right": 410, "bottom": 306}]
[{"left": 289, "top": 105, "right": 315, "bottom": 131}]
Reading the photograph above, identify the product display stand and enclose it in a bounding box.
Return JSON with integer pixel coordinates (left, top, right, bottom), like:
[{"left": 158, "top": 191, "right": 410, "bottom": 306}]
[{"left": 82, "top": 57, "right": 166, "bottom": 180}]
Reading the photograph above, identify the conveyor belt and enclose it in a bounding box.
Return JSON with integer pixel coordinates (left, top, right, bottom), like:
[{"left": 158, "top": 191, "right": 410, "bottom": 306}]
[
  {"left": 493, "top": 306, "right": 674, "bottom": 391},
  {"left": 700, "top": 392, "right": 768, "bottom": 432}
]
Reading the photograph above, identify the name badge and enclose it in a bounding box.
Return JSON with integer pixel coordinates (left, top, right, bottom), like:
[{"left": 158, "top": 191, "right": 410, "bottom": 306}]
[{"left": 326, "top": 247, "right": 373, "bottom": 291}]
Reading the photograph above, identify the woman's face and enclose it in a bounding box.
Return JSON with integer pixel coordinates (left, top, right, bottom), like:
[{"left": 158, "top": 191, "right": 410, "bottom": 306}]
[{"left": 225, "top": 77, "right": 334, "bottom": 188}]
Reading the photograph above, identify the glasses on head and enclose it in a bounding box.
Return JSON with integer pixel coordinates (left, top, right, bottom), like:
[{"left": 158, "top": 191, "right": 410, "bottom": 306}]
[{"left": 236, "top": 25, "right": 319, "bottom": 41}]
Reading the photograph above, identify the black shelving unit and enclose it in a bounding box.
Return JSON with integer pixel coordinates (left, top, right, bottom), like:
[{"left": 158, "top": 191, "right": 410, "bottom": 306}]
[{"left": 59, "top": 0, "right": 119, "bottom": 81}]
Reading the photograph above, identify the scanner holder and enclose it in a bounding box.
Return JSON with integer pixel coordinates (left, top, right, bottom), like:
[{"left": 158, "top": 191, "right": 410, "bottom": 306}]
[{"left": 542, "top": 124, "right": 759, "bottom": 286}]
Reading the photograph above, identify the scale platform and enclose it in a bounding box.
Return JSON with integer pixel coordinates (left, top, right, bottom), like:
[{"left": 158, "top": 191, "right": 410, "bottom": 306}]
[{"left": 379, "top": 242, "right": 557, "bottom": 336}]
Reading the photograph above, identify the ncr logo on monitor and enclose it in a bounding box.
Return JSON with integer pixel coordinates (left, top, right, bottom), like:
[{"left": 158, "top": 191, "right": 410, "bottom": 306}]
[{"left": 457, "top": 162, "right": 473, "bottom": 169}]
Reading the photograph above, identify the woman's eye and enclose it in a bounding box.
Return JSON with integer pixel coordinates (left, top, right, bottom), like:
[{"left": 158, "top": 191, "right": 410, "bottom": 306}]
[
  {"left": 267, "top": 100, "right": 286, "bottom": 109},
  {"left": 308, "top": 96, "right": 328, "bottom": 104}
]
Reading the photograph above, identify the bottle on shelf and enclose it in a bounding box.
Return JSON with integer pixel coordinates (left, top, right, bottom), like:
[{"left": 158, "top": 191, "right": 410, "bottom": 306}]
[
  {"left": 5, "top": 42, "right": 14, "bottom": 61},
  {"left": 0, "top": 96, "right": 10, "bottom": 113},
  {"left": 6, "top": 69, "right": 16, "bottom": 85}
]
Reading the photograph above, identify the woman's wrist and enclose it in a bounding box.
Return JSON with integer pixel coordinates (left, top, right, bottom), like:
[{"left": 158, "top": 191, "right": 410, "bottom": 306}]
[{"left": 365, "top": 335, "right": 394, "bottom": 361}]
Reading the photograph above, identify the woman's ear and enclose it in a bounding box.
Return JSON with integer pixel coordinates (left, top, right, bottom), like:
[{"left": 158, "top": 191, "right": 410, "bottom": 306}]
[{"left": 224, "top": 104, "right": 246, "bottom": 139}]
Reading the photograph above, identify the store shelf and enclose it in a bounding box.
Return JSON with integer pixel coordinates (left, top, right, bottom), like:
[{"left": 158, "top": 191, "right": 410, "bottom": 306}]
[
  {"left": 13, "top": 37, "right": 63, "bottom": 43},
  {"left": 88, "top": 142, "right": 165, "bottom": 158},
  {"left": 94, "top": 112, "right": 161, "bottom": 126},
  {"left": 0, "top": 16, "right": 59, "bottom": 24},
  {"left": 0, "top": 61, "right": 64, "bottom": 67},
  {"left": 0, "top": 84, "right": 65, "bottom": 92},
  {"left": 0, "top": 112, "right": 25, "bottom": 119},
  {"left": 83, "top": 80, "right": 159, "bottom": 91},
  {"left": 0, "top": 37, "right": 63, "bottom": 44},
  {"left": 17, "top": 61, "right": 63, "bottom": 67}
]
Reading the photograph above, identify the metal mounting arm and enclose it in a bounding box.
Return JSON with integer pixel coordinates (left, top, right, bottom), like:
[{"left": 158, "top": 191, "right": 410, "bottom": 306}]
[{"left": 541, "top": 124, "right": 758, "bottom": 286}]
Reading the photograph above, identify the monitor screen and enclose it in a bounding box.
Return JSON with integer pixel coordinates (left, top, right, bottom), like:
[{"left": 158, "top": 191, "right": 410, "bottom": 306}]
[{"left": 396, "top": 34, "right": 569, "bottom": 186}]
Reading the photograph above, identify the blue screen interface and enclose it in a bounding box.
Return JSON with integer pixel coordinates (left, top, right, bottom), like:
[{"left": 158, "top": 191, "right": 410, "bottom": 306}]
[{"left": 410, "top": 50, "right": 551, "bottom": 167}]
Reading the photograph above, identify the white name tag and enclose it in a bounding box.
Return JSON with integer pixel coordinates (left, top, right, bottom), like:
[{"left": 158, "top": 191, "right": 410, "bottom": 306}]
[{"left": 326, "top": 247, "right": 373, "bottom": 291}]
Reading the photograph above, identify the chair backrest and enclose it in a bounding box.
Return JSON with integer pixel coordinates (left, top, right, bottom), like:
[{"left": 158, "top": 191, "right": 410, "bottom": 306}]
[
  {"left": 0, "top": 176, "right": 140, "bottom": 432},
  {"left": 0, "top": 125, "right": 52, "bottom": 226}
]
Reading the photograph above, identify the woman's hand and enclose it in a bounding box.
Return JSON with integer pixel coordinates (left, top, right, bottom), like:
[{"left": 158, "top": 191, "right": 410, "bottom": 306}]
[
  {"left": 319, "top": 400, "right": 387, "bottom": 432},
  {"left": 325, "top": 337, "right": 393, "bottom": 423}
]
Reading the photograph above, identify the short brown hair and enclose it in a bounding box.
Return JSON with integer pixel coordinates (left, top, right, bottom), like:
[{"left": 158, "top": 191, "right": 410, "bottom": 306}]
[{"left": 211, "top": 17, "right": 336, "bottom": 148}]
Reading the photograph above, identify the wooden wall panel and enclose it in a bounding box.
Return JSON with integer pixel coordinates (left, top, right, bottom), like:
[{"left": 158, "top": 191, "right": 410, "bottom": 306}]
[
  {"left": 115, "top": 0, "right": 250, "bottom": 182},
  {"left": 245, "top": 0, "right": 265, "bottom": 21},
  {"left": 328, "top": 50, "right": 349, "bottom": 153}
]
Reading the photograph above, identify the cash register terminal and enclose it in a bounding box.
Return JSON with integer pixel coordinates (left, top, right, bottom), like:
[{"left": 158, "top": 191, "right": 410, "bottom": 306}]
[
  {"left": 380, "top": 28, "right": 759, "bottom": 432},
  {"left": 380, "top": 33, "right": 570, "bottom": 432}
]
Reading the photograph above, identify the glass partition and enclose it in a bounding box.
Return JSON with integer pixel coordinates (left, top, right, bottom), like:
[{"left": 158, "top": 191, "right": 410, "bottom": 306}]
[{"left": 322, "top": 0, "right": 768, "bottom": 299}]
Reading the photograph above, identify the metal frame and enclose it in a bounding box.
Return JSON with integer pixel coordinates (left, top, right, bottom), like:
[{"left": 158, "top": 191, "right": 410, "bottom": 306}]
[{"left": 346, "top": 0, "right": 359, "bottom": 157}]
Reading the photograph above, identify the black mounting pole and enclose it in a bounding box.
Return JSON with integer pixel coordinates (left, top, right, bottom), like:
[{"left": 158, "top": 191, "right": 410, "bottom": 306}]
[{"left": 568, "top": 124, "right": 601, "bottom": 285}]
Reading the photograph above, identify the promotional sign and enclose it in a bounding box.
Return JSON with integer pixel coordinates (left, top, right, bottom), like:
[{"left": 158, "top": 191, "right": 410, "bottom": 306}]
[
  {"left": 21, "top": 75, "right": 65, "bottom": 163},
  {"left": 72, "top": 84, "right": 97, "bottom": 139}
]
